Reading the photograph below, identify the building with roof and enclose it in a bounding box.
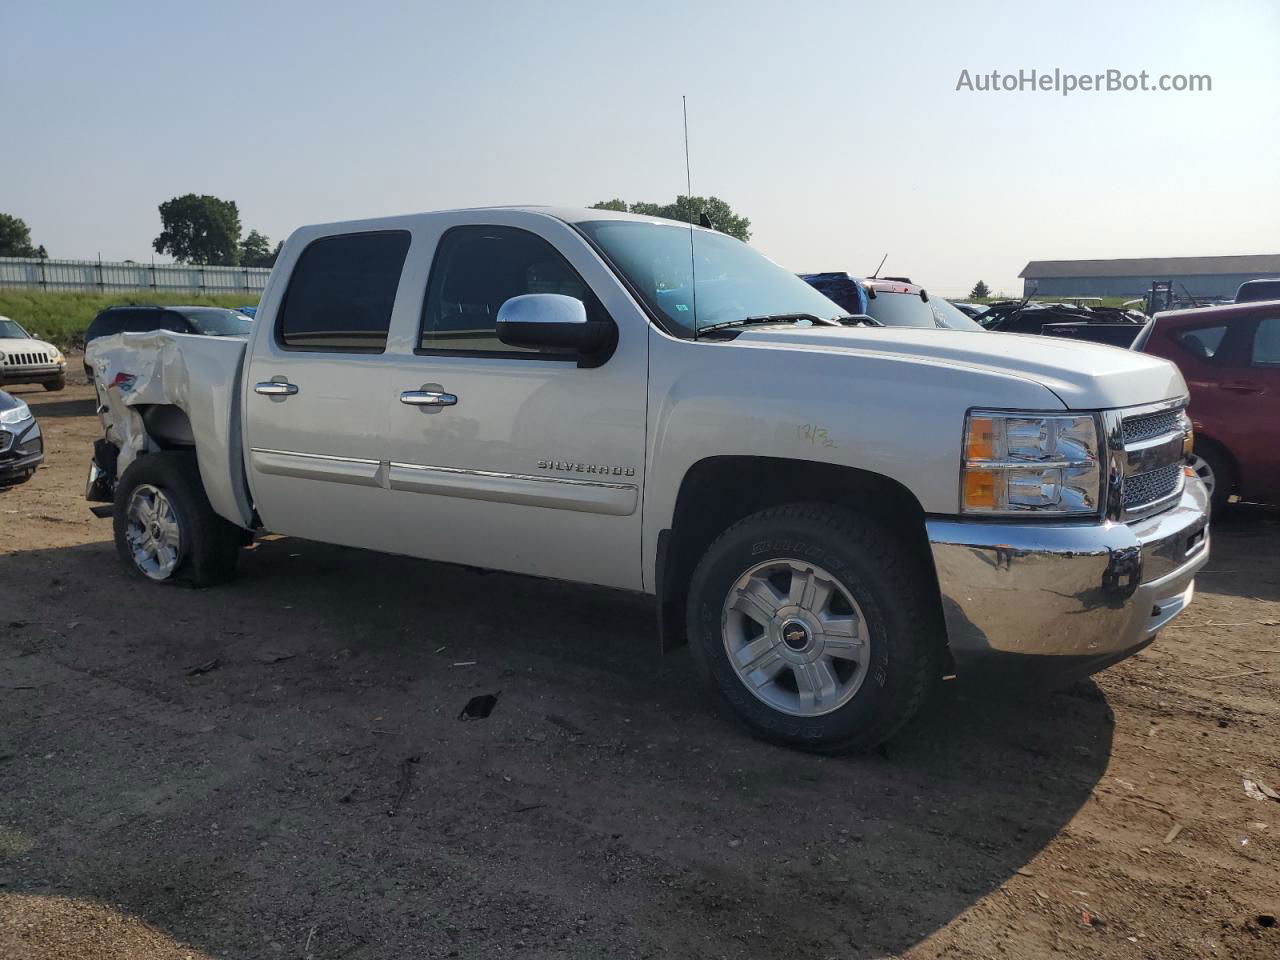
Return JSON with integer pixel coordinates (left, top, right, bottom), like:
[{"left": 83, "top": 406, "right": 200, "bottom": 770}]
[{"left": 1019, "top": 254, "right": 1280, "bottom": 299}]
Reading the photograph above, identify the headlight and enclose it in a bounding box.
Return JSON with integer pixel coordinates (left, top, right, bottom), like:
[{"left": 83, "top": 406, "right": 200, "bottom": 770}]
[
  {"left": 962, "top": 410, "right": 1103, "bottom": 515},
  {"left": 0, "top": 401, "right": 33, "bottom": 425},
  {"left": 51, "top": 348, "right": 65, "bottom": 364}
]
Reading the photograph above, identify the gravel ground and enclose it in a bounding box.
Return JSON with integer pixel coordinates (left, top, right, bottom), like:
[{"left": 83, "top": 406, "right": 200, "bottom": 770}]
[{"left": 1, "top": 379, "right": 1278, "bottom": 959}]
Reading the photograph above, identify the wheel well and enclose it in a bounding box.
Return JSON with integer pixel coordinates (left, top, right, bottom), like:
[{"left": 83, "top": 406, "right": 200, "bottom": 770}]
[
  {"left": 139, "top": 404, "right": 195, "bottom": 450},
  {"left": 1193, "top": 433, "right": 1238, "bottom": 491},
  {"left": 657, "top": 456, "right": 940, "bottom": 652}
]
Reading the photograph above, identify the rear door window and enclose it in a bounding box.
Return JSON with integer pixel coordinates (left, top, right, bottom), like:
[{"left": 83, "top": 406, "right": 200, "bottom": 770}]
[
  {"left": 277, "top": 231, "right": 411, "bottom": 352},
  {"left": 1251, "top": 316, "right": 1280, "bottom": 367}
]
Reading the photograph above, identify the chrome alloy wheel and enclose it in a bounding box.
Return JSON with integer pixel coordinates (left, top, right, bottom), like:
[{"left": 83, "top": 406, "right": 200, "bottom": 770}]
[
  {"left": 721, "top": 559, "right": 871, "bottom": 717},
  {"left": 1187, "top": 453, "right": 1215, "bottom": 498},
  {"left": 125, "top": 483, "right": 182, "bottom": 580}
]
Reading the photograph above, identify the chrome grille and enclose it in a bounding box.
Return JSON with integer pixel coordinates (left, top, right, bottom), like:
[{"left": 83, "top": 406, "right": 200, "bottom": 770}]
[
  {"left": 1122, "top": 410, "right": 1180, "bottom": 445},
  {"left": 1123, "top": 462, "right": 1182, "bottom": 509}
]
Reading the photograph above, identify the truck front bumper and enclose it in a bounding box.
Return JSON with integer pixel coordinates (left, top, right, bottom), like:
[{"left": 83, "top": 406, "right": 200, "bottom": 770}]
[{"left": 925, "top": 477, "right": 1210, "bottom": 679}]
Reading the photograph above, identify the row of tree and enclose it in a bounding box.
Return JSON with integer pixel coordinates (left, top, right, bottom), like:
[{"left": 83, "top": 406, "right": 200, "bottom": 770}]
[
  {"left": 153, "top": 194, "right": 281, "bottom": 267},
  {"left": 0, "top": 213, "right": 48, "bottom": 258}
]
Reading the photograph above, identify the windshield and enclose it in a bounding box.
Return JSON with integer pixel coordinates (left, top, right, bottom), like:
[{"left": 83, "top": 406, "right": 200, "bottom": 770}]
[
  {"left": 173, "top": 308, "right": 254, "bottom": 337},
  {"left": 576, "top": 221, "right": 848, "bottom": 335},
  {"left": 0, "top": 318, "right": 31, "bottom": 339}
]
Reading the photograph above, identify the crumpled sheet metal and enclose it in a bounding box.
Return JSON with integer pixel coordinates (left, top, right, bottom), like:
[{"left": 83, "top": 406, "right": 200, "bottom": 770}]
[{"left": 86, "top": 331, "right": 253, "bottom": 528}]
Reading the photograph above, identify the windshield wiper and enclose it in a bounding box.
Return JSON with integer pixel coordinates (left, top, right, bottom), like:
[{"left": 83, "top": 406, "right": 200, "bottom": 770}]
[{"left": 696, "top": 313, "right": 843, "bottom": 335}]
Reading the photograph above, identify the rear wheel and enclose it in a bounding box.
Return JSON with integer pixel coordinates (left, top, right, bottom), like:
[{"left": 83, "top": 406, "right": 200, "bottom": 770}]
[
  {"left": 113, "top": 451, "right": 241, "bottom": 586},
  {"left": 1188, "top": 442, "right": 1233, "bottom": 514},
  {"left": 687, "top": 504, "right": 939, "bottom": 752}
]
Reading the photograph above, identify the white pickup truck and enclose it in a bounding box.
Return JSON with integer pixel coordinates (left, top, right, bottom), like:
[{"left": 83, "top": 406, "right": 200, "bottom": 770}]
[{"left": 85, "top": 206, "right": 1210, "bottom": 751}]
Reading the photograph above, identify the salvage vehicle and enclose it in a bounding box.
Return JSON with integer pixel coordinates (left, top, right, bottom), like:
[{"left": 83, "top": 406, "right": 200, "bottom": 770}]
[
  {"left": 85, "top": 207, "right": 1210, "bottom": 751},
  {"left": 800, "top": 273, "right": 984, "bottom": 331},
  {"left": 0, "top": 389, "right": 44, "bottom": 485},
  {"left": 0, "top": 315, "right": 67, "bottom": 391},
  {"left": 1235, "top": 279, "right": 1280, "bottom": 304},
  {"left": 1132, "top": 299, "right": 1280, "bottom": 512},
  {"left": 980, "top": 299, "right": 1148, "bottom": 347},
  {"left": 83, "top": 305, "right": 253, "bottom": 379}
]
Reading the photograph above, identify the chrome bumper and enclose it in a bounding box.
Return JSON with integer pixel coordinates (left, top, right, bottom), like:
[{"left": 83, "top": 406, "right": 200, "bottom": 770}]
[{"left": 926, "top": 477, "right": 1210, "bottom": 674}]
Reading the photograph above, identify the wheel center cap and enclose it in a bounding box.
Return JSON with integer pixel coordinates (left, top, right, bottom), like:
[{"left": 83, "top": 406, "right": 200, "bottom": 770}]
[{"left": 780, "top": 619, "right": 812, "bottom": 651}]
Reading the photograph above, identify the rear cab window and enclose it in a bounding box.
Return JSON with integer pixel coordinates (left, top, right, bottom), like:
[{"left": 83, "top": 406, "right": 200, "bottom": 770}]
[
  {"left": 866, "top": 292, "right": 937, "bottom": 328},
  {"left": 277, "top": 231, "right": 411, "bottom": 352}
]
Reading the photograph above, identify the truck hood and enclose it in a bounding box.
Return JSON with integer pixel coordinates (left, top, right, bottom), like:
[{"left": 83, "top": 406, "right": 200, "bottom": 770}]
[
  {"left": 728, "top": 325, "right": 1186, "bottom": 410},
  {"left": 0, "top": 337, "right": 59, "bottom": 356}
]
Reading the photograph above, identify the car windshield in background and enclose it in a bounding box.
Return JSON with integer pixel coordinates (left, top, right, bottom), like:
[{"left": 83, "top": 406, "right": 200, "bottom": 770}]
[
  {"left": 0, "top": 318, "right": 31, "bottom": 339},
  {"left": 576, "top": 220, "right": 849, "bottom": 336},
  {"left": 174, "top": 308, "right": 254, "bottom": 337}
]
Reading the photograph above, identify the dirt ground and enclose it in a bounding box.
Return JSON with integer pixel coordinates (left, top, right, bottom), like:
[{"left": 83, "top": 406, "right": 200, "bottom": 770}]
[{"left": 2, "top": 378, "right": 1278, "bottom": 960}]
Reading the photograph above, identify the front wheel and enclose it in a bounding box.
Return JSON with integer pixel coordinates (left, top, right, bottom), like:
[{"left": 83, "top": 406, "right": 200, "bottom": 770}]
[
  {"left": 686, "top": 504, "right": 940, "bottom": 753},
  {"left": 43, "top": 376, "right": 66, "bottom": 392},
  {"left": 1188, "top": 443, "right": 1233, "bottom": 515},
  {"left": 113, "top": 451, "right": 241, "bottom": 587}
]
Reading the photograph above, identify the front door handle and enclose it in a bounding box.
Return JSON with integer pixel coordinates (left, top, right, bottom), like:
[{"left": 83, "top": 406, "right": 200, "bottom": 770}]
[
  {"left": 400, "top": 390, "right": 457, "bottom": 407},
  {"left": 1220, "top": 381, "right": 1264, "bottom": 394},
  {"left": 254, "top": 381, "right": 299, "bottom": 397}
]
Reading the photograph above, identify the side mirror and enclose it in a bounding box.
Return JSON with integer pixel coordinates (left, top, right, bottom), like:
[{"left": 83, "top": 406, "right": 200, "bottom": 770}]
[{"left": 496, "top": 294, "right": 614, "bottom": 363}]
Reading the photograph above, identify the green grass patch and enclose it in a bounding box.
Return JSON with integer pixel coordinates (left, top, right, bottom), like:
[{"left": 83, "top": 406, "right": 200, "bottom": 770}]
[{"left": 0, "top": 290, "right": 259, "bottom": 350}]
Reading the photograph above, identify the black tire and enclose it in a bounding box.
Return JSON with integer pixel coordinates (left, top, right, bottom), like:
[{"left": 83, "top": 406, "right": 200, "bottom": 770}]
[
  {"left": 113, "top": 451, "right": 241, "bottom": 587},
  {"left": 43, "top": 376, "right": 66, "bottom": 392},
  {"left": 686, "top": 503, "right": 940, "bottom": 753},
  {"left": 1190, "top": 442, "right": 1234, "bottom": 515}
]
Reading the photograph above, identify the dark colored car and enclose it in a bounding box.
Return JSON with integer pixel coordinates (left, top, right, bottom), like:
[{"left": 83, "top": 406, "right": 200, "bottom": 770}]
[
  {"left": 981, "top": 300, "right": 1148, "bottom": 346},
  {"left": 83, "top": 305, "right": 254, "bottom": 378},
  {"left": 0, "top": 389, "right": 44, "bottom": 485},
  {"left": 1236, "top": 279, "right": 1280, "bottom": 303},
  {"left": 1133, "top": 299, "right": 1280, "bottom": 511},
  {"left": 799, "top": 274, "right": 984, "bottom": 331},
  {"left": 951, "top": 302, "right": 990, "bottom": 320}
]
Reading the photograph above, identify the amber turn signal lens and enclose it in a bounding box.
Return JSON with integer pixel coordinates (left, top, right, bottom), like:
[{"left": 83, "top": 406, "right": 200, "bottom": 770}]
[
  {"left": 966, "top": 416, "right": 996, "bottom": 460},
  {"left": 964, "top": 469, "right": 997, "bottom": 509}
]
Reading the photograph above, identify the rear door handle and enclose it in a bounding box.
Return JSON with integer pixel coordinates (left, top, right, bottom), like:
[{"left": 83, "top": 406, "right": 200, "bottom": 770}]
[
  {"left": 400, "top": 390, "right": 457, "bottom": 407},
  {"left": 1220, "top": 381, "right": 1264, "bottom": 394},
  {"left": 254, "top": 381, "right": 299, "bottom": 397}
]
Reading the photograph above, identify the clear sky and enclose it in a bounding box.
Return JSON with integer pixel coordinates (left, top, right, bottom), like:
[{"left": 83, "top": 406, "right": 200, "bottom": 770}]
[{"left": 3, "top": 0, "right": 1277, "bottom": 296}]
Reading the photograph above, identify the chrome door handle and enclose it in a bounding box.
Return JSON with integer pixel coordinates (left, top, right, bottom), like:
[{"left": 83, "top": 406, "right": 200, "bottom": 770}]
[
  {"left": 255, "top": 381, "right": 299, "bottom": 396},
  {"left": 400, "top": 390, "right": 457, "bottom": 407}
]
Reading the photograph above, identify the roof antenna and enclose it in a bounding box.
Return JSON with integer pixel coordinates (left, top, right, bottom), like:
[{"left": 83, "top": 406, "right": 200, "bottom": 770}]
[
  {"left": 869, "top": 253, "right": 888, "bottom": 280},
  {"left": 684, "top": 95, "right": 700, "bottom": 341}
]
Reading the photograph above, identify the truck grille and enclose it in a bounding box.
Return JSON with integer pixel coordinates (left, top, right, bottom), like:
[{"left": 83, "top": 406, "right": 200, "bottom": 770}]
[
  {"left": 1118, "top": 405, "right": 1187, "bottom": 516},
  {"left": 1122, "top": 410, "right": 1181, "bottom": 445},
  {"left": 2, "top": 349, "right": 51, "bottom": 367},
  {"left": 1123, "top": 462, "right": 1182, "bottom": 510}
]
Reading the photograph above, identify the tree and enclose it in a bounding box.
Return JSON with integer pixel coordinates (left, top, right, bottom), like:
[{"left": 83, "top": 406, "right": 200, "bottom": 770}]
[
  {"left": 153, "top": 194, "right": 242, "bottom": 265},
  {"left": 590, "top": 195, "right": 751, "bottom": 241},
  {"left": 240, "top": 230, "right": 275, "bottom": 268},
  {"left": 969, "top": 280, "right": 991, "bottom": 299},
  {"left": 0, "top": 213, "right": 45, "bottom": 258}
]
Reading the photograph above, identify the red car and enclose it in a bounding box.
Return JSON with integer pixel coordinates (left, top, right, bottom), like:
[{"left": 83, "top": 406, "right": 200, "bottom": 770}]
[{"left": 1134, "top": 300, "right": 1280, "bottom": 512}]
